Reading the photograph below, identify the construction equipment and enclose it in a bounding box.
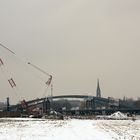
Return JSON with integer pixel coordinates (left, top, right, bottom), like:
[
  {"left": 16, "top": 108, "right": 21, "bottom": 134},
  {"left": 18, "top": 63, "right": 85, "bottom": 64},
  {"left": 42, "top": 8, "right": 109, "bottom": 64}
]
[
  {"left": 0, "top": 43, "right": 15, "bottom": 54},
  {"left": 20, "top": 99, "right": 42, "bottom": 118},
  {"left": 0, "top": 43, "right": 53, "bottom": 117},
  {"left": 19, "top": 63, "right": 53, "bottom": 117},
  {"left": 27, "top": 62, "right": 53, "bottom": 98}
]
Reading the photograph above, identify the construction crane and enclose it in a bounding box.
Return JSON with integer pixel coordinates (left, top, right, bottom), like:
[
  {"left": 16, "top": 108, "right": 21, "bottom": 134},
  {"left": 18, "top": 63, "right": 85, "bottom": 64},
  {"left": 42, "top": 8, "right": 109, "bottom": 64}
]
[
  {"left": 0, "top": 43, "right": 15, "bottom": 54},
  {"left": 17, "top": 62, "right": 53, "bottom": 118},
  {"left": 0, "top": 43, "right": 52, "bottom": 116},
  {"left": 27, "top": 62, "right": 53, "bottom": 98}
]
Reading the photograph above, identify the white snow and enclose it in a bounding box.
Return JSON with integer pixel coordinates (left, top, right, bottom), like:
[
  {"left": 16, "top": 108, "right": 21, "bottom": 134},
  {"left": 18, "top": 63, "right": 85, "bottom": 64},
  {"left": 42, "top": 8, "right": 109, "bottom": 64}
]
[
  {"left": 96, "top": 111, "right": 131, "bottom": 120},
  {"left": 0, "top": 118, "right": 140, "bottom": 140},
  {"left": 109, "top": 111, "right": 128, "bottom": 119}
]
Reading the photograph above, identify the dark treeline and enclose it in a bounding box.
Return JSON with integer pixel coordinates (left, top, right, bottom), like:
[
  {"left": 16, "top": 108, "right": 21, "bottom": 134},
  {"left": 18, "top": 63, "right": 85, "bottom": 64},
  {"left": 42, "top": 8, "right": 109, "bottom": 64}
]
[{"left": 120, "top": 97, "right": 140, "bottom": 109}]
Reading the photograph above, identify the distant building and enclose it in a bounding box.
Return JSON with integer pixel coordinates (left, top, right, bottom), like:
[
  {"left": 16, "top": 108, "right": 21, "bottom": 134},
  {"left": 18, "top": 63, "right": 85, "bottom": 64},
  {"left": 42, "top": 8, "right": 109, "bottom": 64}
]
[
  {"left": 0, "top": 102, "right": 6, "bottom": 111},
  {"left": 96, "top": 79, "right": 101, "bottom": 98}
]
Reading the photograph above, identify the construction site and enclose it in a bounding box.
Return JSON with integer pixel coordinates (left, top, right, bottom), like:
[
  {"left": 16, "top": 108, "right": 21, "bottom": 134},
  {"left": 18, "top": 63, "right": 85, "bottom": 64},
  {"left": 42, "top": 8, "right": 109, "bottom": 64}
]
[{"left": 0, "top": 43, "right": 140, "bottom": 119}]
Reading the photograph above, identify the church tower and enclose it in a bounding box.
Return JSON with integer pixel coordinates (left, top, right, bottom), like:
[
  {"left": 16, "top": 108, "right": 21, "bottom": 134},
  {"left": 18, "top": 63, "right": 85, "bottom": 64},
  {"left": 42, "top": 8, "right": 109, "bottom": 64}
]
[{"left": 96, "top": 79, "right": 101, "bottom": 98}]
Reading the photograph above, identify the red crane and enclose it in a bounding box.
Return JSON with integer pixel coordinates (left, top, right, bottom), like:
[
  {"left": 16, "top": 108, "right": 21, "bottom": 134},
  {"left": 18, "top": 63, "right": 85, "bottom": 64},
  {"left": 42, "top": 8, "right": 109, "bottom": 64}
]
[
  {"left": 0, "top": 43, "right": 52, "bottom": 117},
  {"left": 27, "top": 62, "right": 53, "bottom": 97}
]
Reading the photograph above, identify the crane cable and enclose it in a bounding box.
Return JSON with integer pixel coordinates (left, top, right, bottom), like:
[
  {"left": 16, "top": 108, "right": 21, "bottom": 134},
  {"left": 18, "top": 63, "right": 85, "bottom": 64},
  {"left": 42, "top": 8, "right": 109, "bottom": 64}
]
[
  {"left": 0, "top": 43, "right": 15, "bottom": 54},
  {"left": 27, "top": 62, "right": 53, "bottom": 98}
]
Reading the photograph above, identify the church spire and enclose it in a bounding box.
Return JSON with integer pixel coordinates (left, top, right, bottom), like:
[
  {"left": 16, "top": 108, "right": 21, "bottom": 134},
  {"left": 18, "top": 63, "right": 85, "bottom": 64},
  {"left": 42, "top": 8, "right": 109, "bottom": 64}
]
[{"left": 96, "top": 79, "right": 101, "bottom": 98}]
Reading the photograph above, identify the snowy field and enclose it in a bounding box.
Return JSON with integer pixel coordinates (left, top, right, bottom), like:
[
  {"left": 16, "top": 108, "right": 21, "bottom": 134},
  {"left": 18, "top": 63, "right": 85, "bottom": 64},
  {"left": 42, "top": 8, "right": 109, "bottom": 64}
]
[{"left": 0, "top": 118, "right": 140, "bottom": 140}]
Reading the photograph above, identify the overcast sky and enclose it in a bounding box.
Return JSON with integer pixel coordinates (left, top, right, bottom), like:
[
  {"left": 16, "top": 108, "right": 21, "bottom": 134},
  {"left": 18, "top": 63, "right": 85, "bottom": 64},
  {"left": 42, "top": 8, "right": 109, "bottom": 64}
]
[{"left": 0, "top": 0, "right": 140, "bottom": 104}]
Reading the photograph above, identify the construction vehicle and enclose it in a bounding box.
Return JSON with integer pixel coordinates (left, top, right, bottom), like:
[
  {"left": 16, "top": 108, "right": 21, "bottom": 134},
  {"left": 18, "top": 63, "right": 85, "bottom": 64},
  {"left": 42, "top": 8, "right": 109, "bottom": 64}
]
[{"left": 20, "top": 99, "right": 42, "bottom": 118}]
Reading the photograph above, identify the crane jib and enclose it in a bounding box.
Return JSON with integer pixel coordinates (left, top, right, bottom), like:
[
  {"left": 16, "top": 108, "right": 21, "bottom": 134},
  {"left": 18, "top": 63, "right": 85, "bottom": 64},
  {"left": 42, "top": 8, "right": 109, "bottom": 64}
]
[{"left": 0, "top": 43, "right": 15, "bottom": 54}]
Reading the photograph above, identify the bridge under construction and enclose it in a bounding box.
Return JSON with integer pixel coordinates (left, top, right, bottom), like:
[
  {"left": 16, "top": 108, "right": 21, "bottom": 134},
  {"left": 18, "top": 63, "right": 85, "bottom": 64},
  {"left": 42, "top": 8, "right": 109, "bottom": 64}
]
[
  {"left": 7, "top": 94, "right": 140, "bottom": 116},
  {"left": 0, "top": 43, "right": 140, "bottom": 117}
]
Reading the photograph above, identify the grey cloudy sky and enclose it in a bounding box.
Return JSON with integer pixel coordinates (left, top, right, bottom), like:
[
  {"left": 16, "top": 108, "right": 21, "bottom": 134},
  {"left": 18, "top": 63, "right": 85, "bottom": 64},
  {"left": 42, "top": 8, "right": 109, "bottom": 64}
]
[{"left": 0, "top": 0, "right": 140, "bottom": 103}]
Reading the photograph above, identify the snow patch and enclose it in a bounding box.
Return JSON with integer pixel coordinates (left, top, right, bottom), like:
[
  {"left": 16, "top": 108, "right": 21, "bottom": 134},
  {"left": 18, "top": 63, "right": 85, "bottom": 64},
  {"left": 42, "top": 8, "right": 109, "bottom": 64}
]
[{"left": 109, "top": 111, "right": 128, "bottom": 119}]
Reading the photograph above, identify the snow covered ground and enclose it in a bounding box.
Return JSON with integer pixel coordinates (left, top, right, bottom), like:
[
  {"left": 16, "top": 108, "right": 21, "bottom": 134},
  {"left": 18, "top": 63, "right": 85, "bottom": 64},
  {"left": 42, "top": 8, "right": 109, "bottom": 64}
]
[{"left": 0, "top": 118, "right": 140, "bottom": 140}]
